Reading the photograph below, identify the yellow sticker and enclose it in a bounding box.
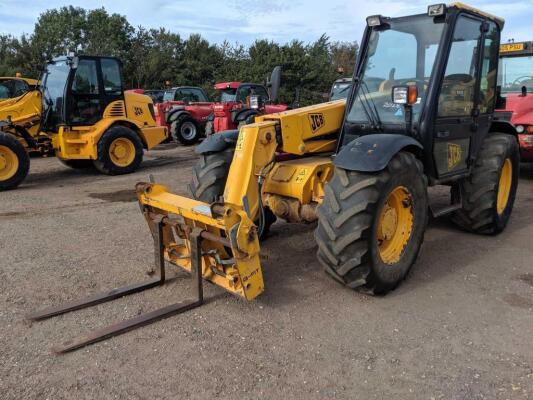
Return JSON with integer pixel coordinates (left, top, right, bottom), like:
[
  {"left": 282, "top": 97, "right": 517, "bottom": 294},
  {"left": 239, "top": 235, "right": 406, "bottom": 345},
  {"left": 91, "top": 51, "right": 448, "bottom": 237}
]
[
  {"left": 447, "top": 143, "right": 462, "bottom": 170},
  {"left": 294, "top": 168, "right": 307, "bottom": 183},
  {"left": 235, "top": 132, "right": 245, "bottom": 151}
]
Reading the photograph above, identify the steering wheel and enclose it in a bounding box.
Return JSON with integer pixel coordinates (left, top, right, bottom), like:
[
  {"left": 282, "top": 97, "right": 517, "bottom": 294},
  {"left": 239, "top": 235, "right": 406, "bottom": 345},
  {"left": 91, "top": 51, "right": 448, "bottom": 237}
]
[{"left": 512, "top": 76, "right": 533, "bottom": 86}]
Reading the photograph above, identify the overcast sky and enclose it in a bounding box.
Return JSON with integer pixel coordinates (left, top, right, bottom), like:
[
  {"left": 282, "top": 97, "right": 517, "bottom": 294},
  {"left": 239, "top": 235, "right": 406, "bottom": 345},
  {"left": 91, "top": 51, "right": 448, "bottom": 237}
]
[{"left": 1, "top": 0, "right": 531, "bottom": 45}]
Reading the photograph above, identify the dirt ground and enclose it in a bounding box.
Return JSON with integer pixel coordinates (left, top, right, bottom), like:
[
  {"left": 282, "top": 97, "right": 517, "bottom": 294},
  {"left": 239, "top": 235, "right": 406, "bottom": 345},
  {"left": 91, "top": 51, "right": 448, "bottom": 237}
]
[{"left": 1, "top": 143, "right": 532, "bottom": 400}]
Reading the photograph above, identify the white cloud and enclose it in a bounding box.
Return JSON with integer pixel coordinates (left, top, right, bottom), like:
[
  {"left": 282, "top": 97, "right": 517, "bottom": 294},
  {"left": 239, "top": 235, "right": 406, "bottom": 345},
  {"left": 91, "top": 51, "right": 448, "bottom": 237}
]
[{"left": 0, "top": 0, "right": 531, "bottom": 44}]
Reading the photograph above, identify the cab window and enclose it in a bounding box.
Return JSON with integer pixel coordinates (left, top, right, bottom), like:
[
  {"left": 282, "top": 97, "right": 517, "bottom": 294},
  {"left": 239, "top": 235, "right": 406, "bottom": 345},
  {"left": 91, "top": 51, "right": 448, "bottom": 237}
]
[
  {"left": 69, "top": 59, "right": 102, "bottom": 124},
  {"left": 72, "top": 59, "right": 99, "bottom": 94},
  {"left": 236, "top": 85, "right": 269, "bottom": 103},
  {"left": 101, "top": 58, "right": 122, "bottom": 96},
  {"left": 175, "top": 88, "right": 207, "bottom": 102},
  {"left": 478, "top": 22, "right": 499, "bottom": 114},
  {"left": 437, "top": 16, "right": 481, "bottom": 117}
]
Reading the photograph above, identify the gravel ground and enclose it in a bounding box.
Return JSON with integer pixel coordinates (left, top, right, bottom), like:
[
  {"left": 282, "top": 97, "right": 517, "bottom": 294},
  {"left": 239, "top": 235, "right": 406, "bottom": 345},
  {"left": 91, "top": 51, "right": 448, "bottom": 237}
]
[{"left": 1, "top": 143, "right": 532, "bottom": 400}]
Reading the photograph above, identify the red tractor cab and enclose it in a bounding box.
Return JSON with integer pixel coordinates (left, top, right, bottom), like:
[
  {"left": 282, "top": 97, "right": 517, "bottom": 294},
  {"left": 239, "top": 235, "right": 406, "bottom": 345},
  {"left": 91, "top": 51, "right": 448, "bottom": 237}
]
[
  {"left": 155, "top": 86, "right": 213, "bottom": 145},
  {"left": 206, "top": 66, "right": 289, "bottom": 136},
  {"left": 498, "top": 41, "right": 533, "bottom": 161}
]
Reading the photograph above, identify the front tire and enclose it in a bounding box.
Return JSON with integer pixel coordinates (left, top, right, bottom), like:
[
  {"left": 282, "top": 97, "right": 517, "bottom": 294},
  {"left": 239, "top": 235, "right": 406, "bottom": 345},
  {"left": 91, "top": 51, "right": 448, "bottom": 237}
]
[
  {"left": 316, "top": 152, "right": 428, "bottom": 295},
  {"left": 0, "top": 132, "right": 30, "bottom": 191},
  {"left": 452, "top": 133, "right": 519, "bottom": 234},
  {"left": 171, "top": 116, "right": 201, "bottom": 145},
  {"left": 93, "top": 126, "right": 143, "bottom": 175}
]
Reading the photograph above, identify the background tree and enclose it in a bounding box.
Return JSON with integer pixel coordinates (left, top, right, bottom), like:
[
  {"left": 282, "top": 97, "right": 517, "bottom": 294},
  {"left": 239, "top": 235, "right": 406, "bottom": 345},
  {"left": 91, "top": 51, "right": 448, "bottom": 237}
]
[{"left": 1, "top": 6, "right": 358, "bottom": 106}]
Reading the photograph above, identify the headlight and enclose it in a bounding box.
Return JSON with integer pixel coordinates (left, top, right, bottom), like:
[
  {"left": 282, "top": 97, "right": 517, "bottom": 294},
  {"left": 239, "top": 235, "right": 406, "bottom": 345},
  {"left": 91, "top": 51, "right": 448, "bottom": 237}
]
[{"left": 516, "top": 125, "right": 525, "bottom": 133}]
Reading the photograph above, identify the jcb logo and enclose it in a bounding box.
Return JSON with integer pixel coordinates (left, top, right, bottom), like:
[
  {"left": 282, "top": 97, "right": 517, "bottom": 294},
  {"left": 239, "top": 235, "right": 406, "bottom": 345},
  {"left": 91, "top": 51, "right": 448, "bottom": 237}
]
[
  {"left": 308, "top": 113, "right": 325, "bottom": 133},
  {"left": 447, "top": 143, "right": 462, "bottom": 170},
  {"left": 134, "top": 106, "right": 143, "bottom": 116}
]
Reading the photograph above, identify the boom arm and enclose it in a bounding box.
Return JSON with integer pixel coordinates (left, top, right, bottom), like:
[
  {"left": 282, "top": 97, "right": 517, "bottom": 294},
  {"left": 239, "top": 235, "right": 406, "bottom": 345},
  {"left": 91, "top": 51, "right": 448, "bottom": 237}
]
[{"left": 136, "top": 99, "right": 346, "bottom": 301}]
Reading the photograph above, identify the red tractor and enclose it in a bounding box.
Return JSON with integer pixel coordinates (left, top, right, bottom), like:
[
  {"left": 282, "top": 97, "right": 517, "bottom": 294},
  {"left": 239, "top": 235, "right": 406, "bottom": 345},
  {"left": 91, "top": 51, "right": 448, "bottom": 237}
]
[
  {"left": 150, "top": 67, "right": 287, "bottom": 145},
  {"left": 154, "top": 86, "right": 213, "bottom": 145},
  {"left": 498, "top": 41, "right": 533, "bottom": 161},
  {"left": 205, "top": 66, "right": 288, "bottom": 136}
]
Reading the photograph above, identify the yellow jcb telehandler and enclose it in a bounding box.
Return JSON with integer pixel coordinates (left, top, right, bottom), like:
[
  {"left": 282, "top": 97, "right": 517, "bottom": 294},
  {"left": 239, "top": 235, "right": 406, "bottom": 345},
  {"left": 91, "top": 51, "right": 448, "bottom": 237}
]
[
  {"left": 0, "top": 55, "right": 167, "bottom": 190},
  {"left": 28, "top": 3, "right": 519, "bottom": 352}
]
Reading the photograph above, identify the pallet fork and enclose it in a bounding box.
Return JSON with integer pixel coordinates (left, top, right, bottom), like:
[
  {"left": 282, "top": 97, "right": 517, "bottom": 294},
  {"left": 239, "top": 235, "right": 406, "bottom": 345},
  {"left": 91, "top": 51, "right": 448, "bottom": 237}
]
[{"left": 27, "top": 217, "right": 207, "bottom": 353}]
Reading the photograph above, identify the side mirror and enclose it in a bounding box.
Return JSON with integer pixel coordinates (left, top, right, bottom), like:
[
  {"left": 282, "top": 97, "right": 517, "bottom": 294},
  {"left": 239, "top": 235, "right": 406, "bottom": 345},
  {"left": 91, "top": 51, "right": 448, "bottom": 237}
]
[
  {"left": 268, "top": 65, "right": 282, "bottom": 103},
  {"left": 392, "top": 85, "right": 418, "bottom": 105},
  {"left": 521, "top": 85, "right": 527, "bottom": 97}
]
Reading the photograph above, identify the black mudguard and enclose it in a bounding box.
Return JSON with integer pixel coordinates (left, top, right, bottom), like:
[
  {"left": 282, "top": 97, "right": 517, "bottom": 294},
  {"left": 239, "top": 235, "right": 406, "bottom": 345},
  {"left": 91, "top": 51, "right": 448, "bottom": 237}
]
[
  {"left": 167, "top": 109, "right": 189, "bottom": 124},
  {"left": 334, "top": 134, "right": 422, "bottom": 172},
  {"left": 195, "top": 129, "right": 239, "bottom": 154},
  {"left": 234, "top": 108, "right": 259, "bottom": 124}
]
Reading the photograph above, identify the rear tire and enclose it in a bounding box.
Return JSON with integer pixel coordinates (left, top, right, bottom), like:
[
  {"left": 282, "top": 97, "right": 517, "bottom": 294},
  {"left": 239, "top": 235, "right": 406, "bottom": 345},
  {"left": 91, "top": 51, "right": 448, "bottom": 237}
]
[
  {"left": 452, "top": 133, "right": 519, "bottom": 234},
  {"left": 172, "top": 116, "right": 201, "bottom": 145},
  {"left": 316, "top": 152, "right": 428, "bottom": 295},
  {"left": 188, "top": 148, "right": 275, "bottom": 238},
  {"left": 93, "top": 126, "right": 143, "bottom": 175},
  {"left": 0, "top": 132, "right": 29, "bottom": 191}
]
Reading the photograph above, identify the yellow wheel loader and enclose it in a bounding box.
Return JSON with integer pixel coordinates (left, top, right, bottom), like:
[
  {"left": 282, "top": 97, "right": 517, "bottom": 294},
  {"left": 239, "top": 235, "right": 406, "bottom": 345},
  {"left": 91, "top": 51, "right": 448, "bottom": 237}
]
[
  {"left": 0, "top": 55, "right": 167, "bottom": 190},
  {"left": 28, "top": 3, "right": 519, "bottom": 352}
]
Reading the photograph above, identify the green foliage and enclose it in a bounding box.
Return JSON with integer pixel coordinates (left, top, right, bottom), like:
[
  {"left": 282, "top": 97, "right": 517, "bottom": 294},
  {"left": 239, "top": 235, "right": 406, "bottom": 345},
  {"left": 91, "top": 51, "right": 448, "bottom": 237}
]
[{"left": 2, "top": 6, "right": 358, "bottom": 106}]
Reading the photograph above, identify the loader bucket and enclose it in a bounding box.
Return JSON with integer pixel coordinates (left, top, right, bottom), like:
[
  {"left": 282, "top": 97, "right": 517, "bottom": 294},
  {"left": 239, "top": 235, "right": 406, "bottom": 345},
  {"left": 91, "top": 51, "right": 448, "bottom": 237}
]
[{"left": 136, "top": 182, "right": 264, "bottom": 301}]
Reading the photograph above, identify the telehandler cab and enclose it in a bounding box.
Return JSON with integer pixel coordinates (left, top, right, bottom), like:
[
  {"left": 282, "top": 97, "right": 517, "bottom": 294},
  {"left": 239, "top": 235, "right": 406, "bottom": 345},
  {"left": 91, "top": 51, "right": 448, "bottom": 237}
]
[
  {"left": 28, "top": 3, "right": 519, "bottom": 352},
  {"left": 0, "top": 55, "right": 167, "bottom": 190}
]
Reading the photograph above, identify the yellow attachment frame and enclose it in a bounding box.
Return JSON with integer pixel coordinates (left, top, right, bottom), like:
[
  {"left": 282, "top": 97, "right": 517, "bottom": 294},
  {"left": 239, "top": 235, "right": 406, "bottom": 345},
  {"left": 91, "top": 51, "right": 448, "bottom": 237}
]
[
  {"left": 136, "top": 99, "right": 347, "bottom": 301},
  {"left": 136, "top": 182, "right": 264, "bottom": 300}
]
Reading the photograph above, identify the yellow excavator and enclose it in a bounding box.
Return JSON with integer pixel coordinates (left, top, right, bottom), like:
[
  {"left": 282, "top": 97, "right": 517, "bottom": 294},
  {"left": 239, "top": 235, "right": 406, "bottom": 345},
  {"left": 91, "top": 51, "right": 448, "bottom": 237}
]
[
  {"left": 28, "top": 3, "right": 519, "bottom": 352},
  {"left": 0, "top": 55, "right": 167, "bottom": 190}
]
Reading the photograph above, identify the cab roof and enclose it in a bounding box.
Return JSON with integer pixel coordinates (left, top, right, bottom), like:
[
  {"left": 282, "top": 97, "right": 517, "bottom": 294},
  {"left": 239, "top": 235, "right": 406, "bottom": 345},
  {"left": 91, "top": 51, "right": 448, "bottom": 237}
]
[
  {"left": 214, "top": 82, "right": 242, "bottom": 90},
  {"left": 449, "top": 2, "right": 505, "bottom": 30}
]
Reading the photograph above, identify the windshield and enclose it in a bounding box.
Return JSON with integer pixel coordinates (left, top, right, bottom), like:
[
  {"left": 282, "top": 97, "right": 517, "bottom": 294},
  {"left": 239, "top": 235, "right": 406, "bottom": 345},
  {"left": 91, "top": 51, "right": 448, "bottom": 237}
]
[
  {"left": 219, "top": 89, "right": 236, "bottom": 102},
  {"left": 0, "top": 79, "right": 30, "bottom": 100},
  {"left": 41, "top": 60, "right": 70, "bottom": 127},
  {"left": 498, "top": 56, "right": 533, "bottom": 95},
  {"left": 346, "top": 15, "right": 445, "bottom": 127},
  {"left": 330, "top": 82, "right": 352, "bottom": 100},
  {"left": 163, "top": 90, "right": 175, "bottom": 102}
]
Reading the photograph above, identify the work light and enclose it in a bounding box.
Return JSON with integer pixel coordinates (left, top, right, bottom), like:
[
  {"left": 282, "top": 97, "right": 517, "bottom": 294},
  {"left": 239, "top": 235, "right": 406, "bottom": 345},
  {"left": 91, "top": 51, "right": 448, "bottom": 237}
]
[
  {"left": 366, "top": 15, "right": 382, "bottom": 27},
  {"left": 428, "top": 3, "right": 446, "bottom": 16}
]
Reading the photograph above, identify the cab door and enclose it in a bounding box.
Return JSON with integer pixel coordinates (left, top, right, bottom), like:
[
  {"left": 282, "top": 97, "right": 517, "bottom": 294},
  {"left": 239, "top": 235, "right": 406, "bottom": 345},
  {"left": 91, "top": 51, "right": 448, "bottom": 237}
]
[
  {"left": 67, "top": 58, "right": 103, "bottom": 126},
  {"left": 99, "top": 58, "right": 124, "bottom": 113},
  {"left": 67, "top": 57, "right": 124, "bottom": 126},
  {"left": 433, "top": 15, "right": 484, "bottom": 178}
]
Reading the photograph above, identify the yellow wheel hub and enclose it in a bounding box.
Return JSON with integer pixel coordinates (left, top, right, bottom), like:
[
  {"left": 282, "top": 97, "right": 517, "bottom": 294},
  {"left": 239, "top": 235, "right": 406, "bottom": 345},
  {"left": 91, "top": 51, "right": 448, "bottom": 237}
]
[
  {"left": 109, "top": 138, "right": 135, "bottom": 167},
  {"left": 497, "top": 158, "right": 512, "bottom": 215},
  {"left": 377, "top": 186, "right": 414, "bottom": 265},
  {"left": 0, "top": 145, "right": 19, "bottom": 181}
]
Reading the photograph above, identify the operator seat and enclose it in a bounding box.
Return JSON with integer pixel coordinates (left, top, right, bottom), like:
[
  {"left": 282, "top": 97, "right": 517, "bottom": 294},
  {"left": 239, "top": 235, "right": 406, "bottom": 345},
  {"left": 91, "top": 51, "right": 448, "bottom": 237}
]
[{"left": 438, "top": 73, "right": 475, "bottom": 116}]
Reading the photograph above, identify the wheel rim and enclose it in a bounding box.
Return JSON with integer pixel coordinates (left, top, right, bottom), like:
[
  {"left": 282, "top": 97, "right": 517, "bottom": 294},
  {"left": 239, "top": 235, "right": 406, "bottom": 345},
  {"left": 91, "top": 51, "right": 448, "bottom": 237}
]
[
  {"left": 180, "top": 122, "right": 197, "bottom": 140},
  {"left": 109, "top": 138, "right": 135, "bottom": 167},
  {"left": 497, "top": 158, "right": 512, "bottom": 215},
  {"left": 0, "top": 145, "right": 19, "bottom": 181},
  {"left": 377, "top": 186, "right": 414, "bottom": 265}
]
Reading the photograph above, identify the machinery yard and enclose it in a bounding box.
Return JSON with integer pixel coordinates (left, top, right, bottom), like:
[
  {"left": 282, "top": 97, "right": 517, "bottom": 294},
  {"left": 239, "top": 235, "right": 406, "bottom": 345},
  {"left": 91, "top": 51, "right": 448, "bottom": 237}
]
[{"left": 1, "top": 144, "right": 532, "bottom": 399}]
